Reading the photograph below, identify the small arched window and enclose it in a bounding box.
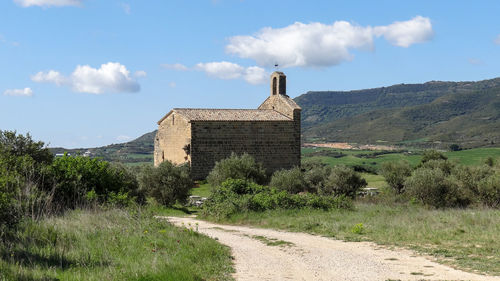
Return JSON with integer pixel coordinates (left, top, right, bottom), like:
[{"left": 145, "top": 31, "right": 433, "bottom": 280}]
[{"left": 272, "top": 77, "right": 277, "bottom": 95}]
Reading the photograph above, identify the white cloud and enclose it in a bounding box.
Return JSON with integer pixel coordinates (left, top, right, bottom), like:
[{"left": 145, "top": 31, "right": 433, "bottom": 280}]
[
  {"left": 14, "top": 0, "right": 82, "bottom": 7},
  {"left": 195, "top": 61, "right": 267, "bottom": 84},
  {"left": 116, "top": 135, "right": 132, "bottom": 142},
  {"left": 31, "top": 70, "right": 66, "bottom": 85},
  {"left": 32, "top": 62, "right": 140, "bottom": 94},
  {"left": 226, "top": 16, "right": 433, "bottom": 68},
  {"left": 3, "top": 88, "right": 33, "bottom": 97},
  {"left": 195, "top": 61, "right": 244, "bottom": 79},
  {"left": 161, "top": 63, "right": 189, "bottom": 71},
  {"left": 242, "top": 66, "right": 267, "bottom": 84},
  {"left": 495, "top": 35, "right": 500, "bottom": 45},
  {"left": 373, "top": 16, "right": 433, "bottom": 47},
  {"left": 134, "top": 70, "right": 147, "bottom": 77}
]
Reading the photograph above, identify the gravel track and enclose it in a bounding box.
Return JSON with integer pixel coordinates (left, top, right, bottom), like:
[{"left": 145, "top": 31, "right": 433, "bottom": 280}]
[{"left": 164, "top": 216, "right": 500, "bottom": 281}]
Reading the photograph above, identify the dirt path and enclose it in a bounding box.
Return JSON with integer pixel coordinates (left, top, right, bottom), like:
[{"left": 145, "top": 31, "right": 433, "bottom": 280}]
[{"left": 162, "top": 216, "right": 500, "bottom": 281}]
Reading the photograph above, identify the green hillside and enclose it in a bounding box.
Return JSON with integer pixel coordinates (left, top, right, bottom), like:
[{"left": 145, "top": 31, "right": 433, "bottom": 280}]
[
  {"left": 296, "top": 77, "right": 500, "bottom": 148},
  {"left": 50, "top": 130, "right": 156, "bottom": 165}
]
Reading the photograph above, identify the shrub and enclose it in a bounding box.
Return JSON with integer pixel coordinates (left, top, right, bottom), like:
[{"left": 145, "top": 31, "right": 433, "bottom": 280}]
[
  {"left": 270, "top": 167, "right": 306, "bottom": 194},
  {"left": 485, "top": 157, "right": 496, "bottom": 167},
  {"left": 321, "top": 165, "right": 367, "bottom": 198},
  {"left": 405, "top": 168, "right": 448, "bottom": 208},
  {"left": 420, "top": 150, "right": 447, "bottom": 164},
  {"left": 50, "top": 156, "right": 141, "bottom": 210},
  {"left": 420, "top": 159, "right": 455, "bottom": 175},
  {"left": 302, "top": 159, "right": 331, "bottom": 193},
  {"left": 139, "top": 161, "right": 192, "bottom": 206},
  {"left": 202, "top": 179, "right": 351, "bottom": 219},
  {"left": 380, "top": 160, "right": 412, "bottom": 193},
  {"left": 477, "top": 174, "right": 500, "bottom": 208},
  {"left": 452, "top": 165, "right": 493, "bottom": 196},
  {"left": 206, "top": 153, "right": 267, "bottom": 187}
]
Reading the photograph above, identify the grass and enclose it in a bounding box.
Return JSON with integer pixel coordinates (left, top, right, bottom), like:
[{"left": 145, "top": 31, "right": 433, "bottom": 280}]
[
  {"left": 0, "top": 207, "right": 234, "bottom": 281},
  {"left": 205, "top": 203, "right": 500, "bottom": 276},
  {"left": 191, "top": 182, "right": 212, "bottom": 198},
  {"left": 250, "top": 235, "right": 294, "bottom": 247},
  {"left": 360, "top": 173, "right": 386, "bottom": 188}
]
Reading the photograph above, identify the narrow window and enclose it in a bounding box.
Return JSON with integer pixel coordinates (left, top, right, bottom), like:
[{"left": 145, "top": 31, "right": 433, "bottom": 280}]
[
  {"left": 162, "top": 151, "right": 165, "bottom": 161},
  {"left": 172, "top": 114, "right": 175, "bottom": 125},
  {"left": 272, "top": 77, "right": 277, "bottom": 95}
]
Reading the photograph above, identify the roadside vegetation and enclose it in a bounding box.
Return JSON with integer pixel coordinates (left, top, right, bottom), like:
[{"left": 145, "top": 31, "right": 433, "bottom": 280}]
[
  {"left": 0, "top": 130, "right": 233, "bottom": 281},
  {"left": 197, "top": 149, "right": 500, "bottom": 275}
]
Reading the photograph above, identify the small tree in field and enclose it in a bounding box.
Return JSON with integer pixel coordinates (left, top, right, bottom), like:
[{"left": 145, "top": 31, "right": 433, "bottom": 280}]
[
  {"left": 380, "top": 160, "right": 412, "bottom": 193},
  {"left": 270, "top": 167, "right": 306, "bottom": 194},
  {"left": 321, "top": 165, "right": 367, "bottom": 198},
  {"left": 139, "top": 161, "right": 192, "bottom": 206}
]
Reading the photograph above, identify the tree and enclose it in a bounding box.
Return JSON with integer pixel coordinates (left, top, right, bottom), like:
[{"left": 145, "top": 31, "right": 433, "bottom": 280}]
[
  {"left": 321, "top": 165, "right": 367, "bottom": 198},
  {"left": 380, "top": 160, "right": 412, "bottom": 193}
]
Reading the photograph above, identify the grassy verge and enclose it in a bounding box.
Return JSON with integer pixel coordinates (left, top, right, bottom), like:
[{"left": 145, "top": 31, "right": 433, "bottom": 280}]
[
  {"left": 0, "top": 207, "right": 234, "bottom": 281},
  {"left": 204, "top": 203, "right": 500, "bottom": 276}
]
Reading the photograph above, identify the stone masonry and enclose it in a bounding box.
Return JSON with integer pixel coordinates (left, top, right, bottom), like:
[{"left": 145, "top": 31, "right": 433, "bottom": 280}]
[{"left": 154, "top": 71, "right": 301, "bottom": 180}]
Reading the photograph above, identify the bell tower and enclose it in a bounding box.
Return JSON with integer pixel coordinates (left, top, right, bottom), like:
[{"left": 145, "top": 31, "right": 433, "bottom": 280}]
[{"left": 270, "top": 71, "right": 286, "bottom": 96}]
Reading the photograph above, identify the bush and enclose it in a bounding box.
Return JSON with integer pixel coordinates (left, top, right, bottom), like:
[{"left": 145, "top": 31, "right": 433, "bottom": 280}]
[
  {"left": 405, "top": 168, "right": 448, "bottom": 208},
  {"left": 202, "top": 179, "right": 352, "bottom": 219},
  {"left": 477, "top": 174, "right": 500, "bottom": 208},
  {"left": 380, "top": 160, "right": 412, "bottom": 193},
  {"left": 420, "top": 159, "right": 456, "bottom": 175},
  {"left": 50, "top": 156, "right": 141, "bottom": 210},
  {"left": 139, "top": 161, "right": 192, "bottom": 206},
  {"left": 302, "top": 159, "right": 331, "bottom": 193},
  {"left": 270, "top": 167, "right": 306, "bottom": 194},
  {"left": 321, "top": 165, "right": 367, "bottom": 198},
  {"left": 420, "top": 150, "right": 447, "bottom": 164},
  {"left": 206, "top": 153, "right": 267, "bottom": 187}
]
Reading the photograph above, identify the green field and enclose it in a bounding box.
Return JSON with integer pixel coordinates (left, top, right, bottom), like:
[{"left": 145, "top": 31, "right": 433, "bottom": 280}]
[{"left": 302, "top": 147, "right": 500, "bottom": 169}]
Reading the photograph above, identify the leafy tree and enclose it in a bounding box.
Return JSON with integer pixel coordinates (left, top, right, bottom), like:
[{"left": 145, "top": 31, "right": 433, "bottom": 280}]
[
  {"left": 380, "top": 160, "right": 412, "bottom": 193},
  {"left": 321, "top": 165, "right": 367, "bottom": 198},
  {"left": 270, "top": 167, "right": 307, "bottom": 194},
  {"left": 0, "top": 130, "right": 53, "bottom": 165},
  {"left": 302, "top": 158, "right": 331, "bottom": 193},
  {"left": 139, "top": 161, "right": 192, "bottom": 206},
  {"left": 420, "top": 150, "right": 448, "bottom": 164}
]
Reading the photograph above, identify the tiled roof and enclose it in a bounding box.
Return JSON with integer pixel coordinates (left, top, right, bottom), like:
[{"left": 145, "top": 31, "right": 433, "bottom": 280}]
[{"left": 158, "top": 109, "right": 292, "bottom": 124}]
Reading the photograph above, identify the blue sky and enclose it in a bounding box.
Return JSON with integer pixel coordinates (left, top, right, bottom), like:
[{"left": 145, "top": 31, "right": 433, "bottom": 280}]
[{"left": 1, "top": 0, "right": 500, "bottom": 148}]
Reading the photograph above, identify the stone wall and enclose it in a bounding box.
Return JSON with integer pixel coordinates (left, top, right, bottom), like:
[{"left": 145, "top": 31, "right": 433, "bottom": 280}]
[
  {"left": 154, "top": 113, "right": 191, "bottom": 166},
  {"left": 190, "top": 120, "right": 300, "bottom": 179}
]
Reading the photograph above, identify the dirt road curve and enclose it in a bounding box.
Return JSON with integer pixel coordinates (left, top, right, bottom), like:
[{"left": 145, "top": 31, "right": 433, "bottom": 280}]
[{"left": 164, "top": 216, "right": 500, "bottom": 281}]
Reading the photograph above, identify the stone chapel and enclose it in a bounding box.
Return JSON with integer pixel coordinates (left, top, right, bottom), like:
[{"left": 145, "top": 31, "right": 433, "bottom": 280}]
[{"left": 154, "top": 71, "right": 301, "bottom": 179}]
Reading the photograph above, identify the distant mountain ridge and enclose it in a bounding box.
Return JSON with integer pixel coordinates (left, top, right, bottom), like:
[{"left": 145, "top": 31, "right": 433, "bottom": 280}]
[{"left": 295, "top": 77, "right": 500, "bottom": 148}]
